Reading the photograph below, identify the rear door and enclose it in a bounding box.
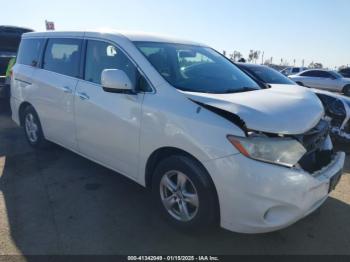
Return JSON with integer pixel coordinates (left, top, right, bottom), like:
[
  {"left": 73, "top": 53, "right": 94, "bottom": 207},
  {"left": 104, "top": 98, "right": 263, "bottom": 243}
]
[
  {"left": 299, "top": 70, "right": 320, "bottom": 88},
  {"left": 316, "top": 71, "right": 338, "bottom": 91},
  {"left": 32, "top": 38, "right": 82, "bottom": 150}
]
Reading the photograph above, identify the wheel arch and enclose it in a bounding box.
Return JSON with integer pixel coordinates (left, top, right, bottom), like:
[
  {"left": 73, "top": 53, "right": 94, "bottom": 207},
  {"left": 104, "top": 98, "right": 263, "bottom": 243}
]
[
  {"left": 18, "top": 101, "right": 33, "bottom": 126},
  {"left": 145, "top": 146, "right": 221, "bottom": 222},
  {"left": 145, "top": 147, "right": 216, "bottom": 192}
]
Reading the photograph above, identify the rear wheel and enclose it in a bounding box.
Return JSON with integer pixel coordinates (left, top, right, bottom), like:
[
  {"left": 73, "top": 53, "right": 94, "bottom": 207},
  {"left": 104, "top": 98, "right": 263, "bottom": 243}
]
[
  {"left": 152, "top": 155, "right": 219, "bottom": 232},
  {"left": 343, "top": 85, "right": 350, "bottom": 97},
  {"left": 23, "top": 105, "right": 50, "bottom": 148}
]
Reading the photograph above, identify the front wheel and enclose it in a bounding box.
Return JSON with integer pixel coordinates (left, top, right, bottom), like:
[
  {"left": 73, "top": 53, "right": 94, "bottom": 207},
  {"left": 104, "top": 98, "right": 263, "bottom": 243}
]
[
  {"left": 343, "top": 85, "right": 350, "bottom": 97},
  {"left": 23, "top": 105, "right": 50, "bottom": 148},
  {"left": 152, "top": 155, "right": 219, "bottom": 232}
]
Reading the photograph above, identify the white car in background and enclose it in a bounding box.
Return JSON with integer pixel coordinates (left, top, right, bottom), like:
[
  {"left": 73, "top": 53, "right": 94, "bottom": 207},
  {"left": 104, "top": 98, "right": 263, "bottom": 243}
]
[
  {"left": 280, "top": 67, "right": 308, "bottom": 76},
  {"left": 11, "top": 30, "right": 345, "bottom": 234},
  {"left": 289, "top": 69, "right": 350, "bottom": 96}
]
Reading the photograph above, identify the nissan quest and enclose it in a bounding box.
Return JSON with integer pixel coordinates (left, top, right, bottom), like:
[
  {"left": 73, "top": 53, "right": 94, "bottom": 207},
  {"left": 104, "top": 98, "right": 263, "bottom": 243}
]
[{"left": 10, "top": 31, "right": 345, "bottom": 233}]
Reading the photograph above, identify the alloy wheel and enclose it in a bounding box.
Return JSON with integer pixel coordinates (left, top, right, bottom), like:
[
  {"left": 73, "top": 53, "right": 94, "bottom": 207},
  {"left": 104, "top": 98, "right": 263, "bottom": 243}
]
[
  {"left": 25, "top": 113, "right": 39, "bottom": 143},
  {"left": 160, "top": 170, "right": 199, "bottom": 222}
]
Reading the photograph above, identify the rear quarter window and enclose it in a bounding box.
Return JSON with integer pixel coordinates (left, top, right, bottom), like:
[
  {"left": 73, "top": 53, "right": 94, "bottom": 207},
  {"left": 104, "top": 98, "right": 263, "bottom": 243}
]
[{"left": 17, "top": 38, "right": 45, "bottom": 66}]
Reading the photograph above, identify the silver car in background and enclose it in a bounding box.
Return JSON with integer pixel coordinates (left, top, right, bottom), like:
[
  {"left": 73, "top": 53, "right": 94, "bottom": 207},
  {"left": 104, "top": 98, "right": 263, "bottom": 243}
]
[
  {"left": 289, "top": 69, "right": 350, "bottom": 96},
  {"left": 281, "top": 67, "right": 308, "bottom": 76}
]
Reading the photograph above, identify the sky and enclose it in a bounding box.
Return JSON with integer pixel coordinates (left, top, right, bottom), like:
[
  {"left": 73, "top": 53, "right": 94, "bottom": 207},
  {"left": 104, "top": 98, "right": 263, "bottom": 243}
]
[{"left": 1, "top": 0, "right": 349, "bottom": 68}]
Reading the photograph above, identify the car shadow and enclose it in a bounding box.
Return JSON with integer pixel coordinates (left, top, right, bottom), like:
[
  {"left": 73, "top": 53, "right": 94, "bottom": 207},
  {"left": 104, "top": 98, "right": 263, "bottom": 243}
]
[{"left": 1, "top": 106, "right": 350, "bottom": 255}]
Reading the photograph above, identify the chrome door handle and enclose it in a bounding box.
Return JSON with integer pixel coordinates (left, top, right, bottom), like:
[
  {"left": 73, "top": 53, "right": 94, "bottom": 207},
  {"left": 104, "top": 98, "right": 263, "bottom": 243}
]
[
  {"left": 77, "top": 92, "right": 90, "bottom": 100},
  {"left": 62, "top": 86, "right": 73, "bottom": 94}
]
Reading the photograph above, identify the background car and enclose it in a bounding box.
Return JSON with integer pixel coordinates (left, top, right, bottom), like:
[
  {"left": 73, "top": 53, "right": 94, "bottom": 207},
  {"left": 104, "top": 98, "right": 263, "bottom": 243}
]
[
  {"left": 236, "top": 63, "right": 350, "bottom": 149},
  {"left": 289, "top": 69, "right": 350, "bottom": 96},
  {"left": 0, "top": 26, "right": 33, "bottom": 101},
  {"left": 280, "top": 66, "right": 308, "bottom": 76},
  {"left": 339, "top": 67, "right": 350, "bottom": 78}
]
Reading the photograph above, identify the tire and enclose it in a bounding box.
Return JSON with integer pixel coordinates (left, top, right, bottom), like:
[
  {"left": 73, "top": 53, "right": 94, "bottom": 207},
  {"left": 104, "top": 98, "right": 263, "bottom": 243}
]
[
  {"left": 343, "top": 85, "right": 350, "bottom": 97},
  {"left": 22, "top": 105, "right": 50, "bottom": 148},
  {"left": 152, "top": 155, "right": 219, "bottom": 232}
]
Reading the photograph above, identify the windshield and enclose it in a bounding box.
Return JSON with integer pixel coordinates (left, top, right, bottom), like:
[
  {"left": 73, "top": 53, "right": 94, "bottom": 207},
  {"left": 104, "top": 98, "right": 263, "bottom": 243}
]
[
  {"left": 241, "top": 65, "right": 296, "bottom": 85},
  {"left": 134, "top": 42, "right": 260, "bottom": 94}
]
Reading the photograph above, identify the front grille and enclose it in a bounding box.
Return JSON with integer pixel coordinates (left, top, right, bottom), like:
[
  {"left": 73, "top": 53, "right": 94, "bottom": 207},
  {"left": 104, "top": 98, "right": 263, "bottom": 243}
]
[
  {"left": 295, "top": 119, "right": 332, "bottom": 173},
  {"left": 298, "top": 119, "right": 330, "bottom": 152}
]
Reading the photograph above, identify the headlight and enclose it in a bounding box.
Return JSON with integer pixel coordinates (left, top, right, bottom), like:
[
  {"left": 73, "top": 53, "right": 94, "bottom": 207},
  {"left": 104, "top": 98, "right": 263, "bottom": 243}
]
[{"left": 227, "top": 135, "right": 307, "bottom": 167}]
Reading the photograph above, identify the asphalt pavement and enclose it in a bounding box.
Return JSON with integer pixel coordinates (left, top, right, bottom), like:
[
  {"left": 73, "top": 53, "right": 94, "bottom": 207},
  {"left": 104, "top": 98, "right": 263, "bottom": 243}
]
[{"left": 0, "top": 102, "right": 350, "bottom": 255}]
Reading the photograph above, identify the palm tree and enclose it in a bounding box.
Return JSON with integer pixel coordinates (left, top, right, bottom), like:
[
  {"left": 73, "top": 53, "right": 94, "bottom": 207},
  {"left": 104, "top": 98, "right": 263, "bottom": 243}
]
[
  {"left": 253, "top": 51, "right": 260, "bottom": 64},
  {"left": 233, "top": 51, "right": 242, "bottom": 62},
  {"left": 248, "top": 50, "right": 254, "bottom": 63}
]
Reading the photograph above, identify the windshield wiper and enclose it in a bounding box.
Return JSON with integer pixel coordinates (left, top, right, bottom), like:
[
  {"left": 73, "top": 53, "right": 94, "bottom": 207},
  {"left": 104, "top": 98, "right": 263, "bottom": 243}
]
[{"left": 224, "top": 87, "right": 259, "bottom": 94}]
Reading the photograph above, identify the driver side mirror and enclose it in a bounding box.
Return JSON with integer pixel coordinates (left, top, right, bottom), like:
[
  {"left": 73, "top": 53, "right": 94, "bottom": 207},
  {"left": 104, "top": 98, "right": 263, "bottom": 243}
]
[{"left": 101, "top": 69, "right": 135, "bottom": 94}]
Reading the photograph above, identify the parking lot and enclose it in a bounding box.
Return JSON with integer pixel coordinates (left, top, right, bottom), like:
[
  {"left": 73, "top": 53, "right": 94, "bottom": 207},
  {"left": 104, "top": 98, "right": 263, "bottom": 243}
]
[{"left": 0, "top": 103, "right": 350, "bottom": 256}]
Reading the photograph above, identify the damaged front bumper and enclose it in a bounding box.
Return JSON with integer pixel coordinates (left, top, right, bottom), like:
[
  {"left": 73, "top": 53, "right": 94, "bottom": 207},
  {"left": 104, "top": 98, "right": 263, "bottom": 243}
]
[
  {"left": 204, "top": 150, "right": 345, "bottom": 234},
  {"left": 331, "top": 125, "right": 350, "bottom": 146},
  {"left": 316, "top": 92, "right": 350, "bottom": 145}
]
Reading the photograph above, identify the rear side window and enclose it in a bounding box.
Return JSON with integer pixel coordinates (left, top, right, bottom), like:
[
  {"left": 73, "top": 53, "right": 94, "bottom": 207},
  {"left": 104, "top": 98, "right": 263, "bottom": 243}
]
[
  {"left": 43, "top": 38, "right": 82, "bottom": 78},
  {"left": 17, "top": 38, "right": 44, "bottom": 66},
  {"left": 318, "top": 71, "right": 333, "bottom": 78},
  {"left": 292, "top": 68, "right": 300, "bottom": 73},
  {"left": 301, "top": 71, "right": 318, "bottom": 77}
]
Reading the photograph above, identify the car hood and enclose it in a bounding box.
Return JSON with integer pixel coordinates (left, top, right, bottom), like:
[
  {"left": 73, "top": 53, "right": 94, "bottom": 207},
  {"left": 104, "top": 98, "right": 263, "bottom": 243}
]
[{"left": 183, "top": 84, "right": 324, "bottom": 135}]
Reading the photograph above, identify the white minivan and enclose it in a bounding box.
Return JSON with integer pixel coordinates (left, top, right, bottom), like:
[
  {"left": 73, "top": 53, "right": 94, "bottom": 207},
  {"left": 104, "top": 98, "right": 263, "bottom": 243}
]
[{"left": 11, "top": 31, "right": 345, "bottom": 234}]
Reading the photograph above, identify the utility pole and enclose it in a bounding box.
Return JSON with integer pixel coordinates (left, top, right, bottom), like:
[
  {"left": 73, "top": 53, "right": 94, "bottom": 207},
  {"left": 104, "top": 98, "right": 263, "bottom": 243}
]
[
  {"left": 261, "top": 51, "right": 264, "bottom": 65},
  {"left": 302, "top": 59, "right": 305, "bottom": 67}
]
